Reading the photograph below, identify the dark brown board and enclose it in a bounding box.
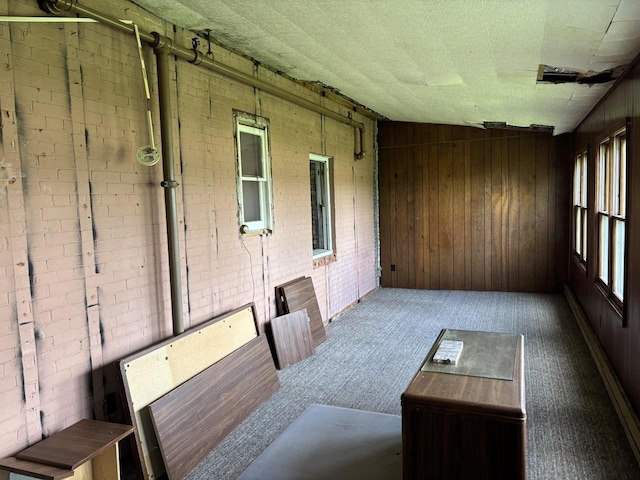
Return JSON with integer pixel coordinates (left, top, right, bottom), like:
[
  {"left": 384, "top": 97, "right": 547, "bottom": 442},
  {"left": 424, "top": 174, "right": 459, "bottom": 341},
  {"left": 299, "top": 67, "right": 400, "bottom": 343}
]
[
  {"left": 0, "top": 457, "right": 74, "bottom": 480},
  {"left": 278, "top": 277, "right": 326, "bottom": 347},
  {"left": 275, "top": 276, "right": 305, "bottom": 315},
  {"left": 270, "top": 309, "right": 315, "bottom": 369},
  {"left": 148, "top": 336, "right": 280, "bottom": 480},
  {"left": 15, "top": 420, "right": 133, "bottom": 470}
]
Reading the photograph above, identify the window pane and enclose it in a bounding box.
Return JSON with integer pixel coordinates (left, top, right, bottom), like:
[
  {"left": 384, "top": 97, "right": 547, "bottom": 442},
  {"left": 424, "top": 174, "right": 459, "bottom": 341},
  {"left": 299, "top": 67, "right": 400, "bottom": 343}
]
[
  {"left": 574, "top": 158, "right": 581, "bottom": 205},
  {"left": 599, "top": 215, "right": 609, "bottom": 284},
  {"left": 575, "top": 207, "right": 581, "bottom": 255},
  {"left": 620, "top": 137, "right": 626, "bottom": 217},
  {"left": 612, "top": 140, "right": 621, "bottom": 215},
  {"left": 240, "top": 131, "right": 263, "bottom": 178},
  {"left": 612, "top": 219, "right": 625, "bottom": 300},
  {"left": 581, "top": 209, "right": 587, "bottom": 262},
  {"left": 242, "top": 180, "right": 262, "bottom": 222},
  {"left": 310, "top": 162, "right": 322, "bottom": 249},
  {"left": 598, "top": 144, "right": 608, "bottom": 212},
  {"left": 310, "top": 156, "right": 332, "bottom": 255},
  {"left": 581, "top": 154, "right": 587, "bottom": 205}
]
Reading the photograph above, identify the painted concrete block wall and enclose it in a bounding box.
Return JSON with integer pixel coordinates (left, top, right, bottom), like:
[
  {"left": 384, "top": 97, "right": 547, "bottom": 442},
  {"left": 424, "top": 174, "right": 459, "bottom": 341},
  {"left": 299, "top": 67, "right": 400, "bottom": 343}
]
[{"left": 0, "top": 0, "right": 378, "bottom": 458}]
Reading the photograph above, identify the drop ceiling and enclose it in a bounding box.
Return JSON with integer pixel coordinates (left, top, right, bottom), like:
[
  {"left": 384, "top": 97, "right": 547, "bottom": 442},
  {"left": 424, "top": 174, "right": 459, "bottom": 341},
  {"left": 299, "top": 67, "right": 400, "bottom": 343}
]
[{"left": 130, "top": 0, "right": 640, "bottom": 134}]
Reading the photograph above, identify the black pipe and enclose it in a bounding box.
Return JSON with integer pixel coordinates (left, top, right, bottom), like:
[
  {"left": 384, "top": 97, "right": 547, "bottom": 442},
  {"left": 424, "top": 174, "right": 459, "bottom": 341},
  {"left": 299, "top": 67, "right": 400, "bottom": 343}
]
[{"left": 155, "top": 50, "right": 184, "bottom": 335}]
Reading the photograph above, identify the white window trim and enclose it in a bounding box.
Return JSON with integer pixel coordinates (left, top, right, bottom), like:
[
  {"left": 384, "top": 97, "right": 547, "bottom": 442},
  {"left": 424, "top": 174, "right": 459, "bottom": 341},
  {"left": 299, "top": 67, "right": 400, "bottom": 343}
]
[
  {"left": 596, "top": 126, "right": 627, "bottom": 309},
  {"left": 310, "top": 153, "right": 333, "bottom": 259},
  {"left": 573, "top": 150, "right": 587, "bottom": 265},
  {"left": 236, "top": 119, "right": 273, "bottom": 234}
]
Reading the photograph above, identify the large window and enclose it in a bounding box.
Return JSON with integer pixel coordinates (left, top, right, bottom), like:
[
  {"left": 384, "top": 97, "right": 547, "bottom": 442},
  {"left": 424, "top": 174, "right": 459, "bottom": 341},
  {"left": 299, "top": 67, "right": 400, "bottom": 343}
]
[
  {"left": 596, "top": 127, "right": 627, "bottom": 306},
  {"left": 573, "top": 150, "right": 588, "bottom": 265},
  {"left": 235, "top": 116, "right": 273, "bottom": 234},
  {"left": 309, "top": 153, "right": 333, "bottom": 258}
]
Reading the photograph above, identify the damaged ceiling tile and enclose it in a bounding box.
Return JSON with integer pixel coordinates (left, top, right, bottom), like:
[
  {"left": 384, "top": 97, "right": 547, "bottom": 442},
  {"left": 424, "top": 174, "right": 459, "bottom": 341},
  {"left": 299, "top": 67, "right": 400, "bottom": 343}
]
[{"left": 537, "top": 64, "right": 626, "bottom": 84}]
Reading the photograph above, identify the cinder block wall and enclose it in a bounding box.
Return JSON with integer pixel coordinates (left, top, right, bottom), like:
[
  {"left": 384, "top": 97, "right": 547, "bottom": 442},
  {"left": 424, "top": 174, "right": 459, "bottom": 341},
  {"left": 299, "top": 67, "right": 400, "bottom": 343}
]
[{"left": 0, "top": 0, "right": 378, "bottom": 456}]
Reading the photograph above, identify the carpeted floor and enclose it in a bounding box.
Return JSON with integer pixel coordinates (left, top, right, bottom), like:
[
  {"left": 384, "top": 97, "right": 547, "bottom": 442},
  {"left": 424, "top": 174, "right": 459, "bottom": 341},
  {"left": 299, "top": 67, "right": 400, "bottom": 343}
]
[{"left": 187, "top": 288, "right": 640, "bottom": 480}]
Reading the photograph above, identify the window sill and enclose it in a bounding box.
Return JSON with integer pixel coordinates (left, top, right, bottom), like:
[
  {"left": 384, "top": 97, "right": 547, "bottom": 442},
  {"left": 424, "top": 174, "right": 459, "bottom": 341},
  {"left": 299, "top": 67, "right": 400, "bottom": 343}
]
[
  {"left": 594, "top": 280, "right": 625, "bottom": 326},
  {"left": 571, "top": 254, "right": 587, "bottom": 275},
  {"left": 313, "top": 251, "right": 336, "bottom": 268},
  {"left": 241, "top": 227, "right": 272, "bottom": 238}
]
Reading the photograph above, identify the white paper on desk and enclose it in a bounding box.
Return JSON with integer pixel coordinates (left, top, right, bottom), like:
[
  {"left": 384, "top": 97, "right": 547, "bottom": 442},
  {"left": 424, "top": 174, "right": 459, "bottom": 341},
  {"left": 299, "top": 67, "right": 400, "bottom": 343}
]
[{"left": 432, "top": 340, "right": 464, "bottom": 365}]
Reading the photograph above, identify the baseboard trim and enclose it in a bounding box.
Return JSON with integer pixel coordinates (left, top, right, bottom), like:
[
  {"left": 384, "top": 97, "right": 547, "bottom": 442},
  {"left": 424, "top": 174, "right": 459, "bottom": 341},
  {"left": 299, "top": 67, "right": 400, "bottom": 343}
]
[
  {"left": 329, "top": 286, "right": 380, "bottom": 323},
  {"left": 564, "top": 284, "right": 640, "bottom": 466}
]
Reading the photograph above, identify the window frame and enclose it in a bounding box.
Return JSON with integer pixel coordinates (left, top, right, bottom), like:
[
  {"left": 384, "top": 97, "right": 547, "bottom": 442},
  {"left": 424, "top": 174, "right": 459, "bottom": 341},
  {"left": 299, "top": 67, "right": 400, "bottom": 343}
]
[
  {"left": 572, "top": 149, "right": 588, "bottom": 268},
  {"left": 309, "top": 153, "right": 334, "bottom": 259},
  {"left": 595, "top": 124, "right": 628, "bottom": 318},
  {"left": 234, "top": 113, "right": 273, "bottom": 235}
]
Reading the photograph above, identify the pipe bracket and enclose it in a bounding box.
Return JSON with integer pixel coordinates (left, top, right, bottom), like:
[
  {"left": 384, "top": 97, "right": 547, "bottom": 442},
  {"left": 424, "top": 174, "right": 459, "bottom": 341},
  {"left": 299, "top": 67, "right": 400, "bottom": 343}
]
[
  {"left": 160, "top": 180, "right": 179, "bottom": 188},
  {"left": 38, "top": 0, "right": 76, "bottom": 14},
  {"left": 151, "top": 32, "right": 173, "bottom": 53},
  {"left": 190, "top": 49, "right": 204, "bottom": 66}
]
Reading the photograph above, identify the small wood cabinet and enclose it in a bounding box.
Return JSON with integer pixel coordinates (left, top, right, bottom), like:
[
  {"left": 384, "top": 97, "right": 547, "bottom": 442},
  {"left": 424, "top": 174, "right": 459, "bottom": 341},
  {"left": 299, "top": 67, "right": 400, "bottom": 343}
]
[
  {"left": 401, "top": 329, "right": 526, "bottom": 480},
  {"left": 0, "top": 420, "right": 133, "bottom": 480}
]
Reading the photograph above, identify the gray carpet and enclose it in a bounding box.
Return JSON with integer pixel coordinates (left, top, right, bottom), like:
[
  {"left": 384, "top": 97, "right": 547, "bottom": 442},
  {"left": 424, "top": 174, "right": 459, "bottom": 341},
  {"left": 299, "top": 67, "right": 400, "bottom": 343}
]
[
  {"left": 187, "top": 288, "right": 640, "bottom": 480},
  {"left": 238, "top": 404, "right": 401, "bottom": 480}
]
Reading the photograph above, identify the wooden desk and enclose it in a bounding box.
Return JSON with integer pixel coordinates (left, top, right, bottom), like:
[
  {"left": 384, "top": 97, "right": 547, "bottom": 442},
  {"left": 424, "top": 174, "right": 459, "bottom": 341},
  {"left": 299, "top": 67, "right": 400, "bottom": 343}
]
[
  {"left": 0, "top": 420, "right": 134, "bottom": 480},
  {"left": 401, "top": 329, "right": 526, "bottom": 480}
]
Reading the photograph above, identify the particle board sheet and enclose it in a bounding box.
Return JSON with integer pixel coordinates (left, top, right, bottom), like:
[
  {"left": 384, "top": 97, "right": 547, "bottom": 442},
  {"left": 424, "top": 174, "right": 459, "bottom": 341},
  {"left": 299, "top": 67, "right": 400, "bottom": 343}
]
[
  {"left": 238, "top": 404, "right": 401, "bottom": 480},
  {"left": 15, "top": 420, "right": 133, "bottom": 470},
  {"left": 277, "top": 277, "right": 326, "bottom": 347},
  {"left": 149, "top": 335, "right": 280, "bottom": 480},
  {"left": 119, "top": 304, "right": 259, "bottom": 480},
  {"left": 271, "top": 309, "right": 315, "bottom": 369}
]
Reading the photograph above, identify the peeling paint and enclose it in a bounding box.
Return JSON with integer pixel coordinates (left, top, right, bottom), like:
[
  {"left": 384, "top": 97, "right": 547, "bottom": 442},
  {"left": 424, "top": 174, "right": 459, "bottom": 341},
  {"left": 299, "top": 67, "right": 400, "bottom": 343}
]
[{"left": 0, "top": 160, "right": 18, "bottom": 192}]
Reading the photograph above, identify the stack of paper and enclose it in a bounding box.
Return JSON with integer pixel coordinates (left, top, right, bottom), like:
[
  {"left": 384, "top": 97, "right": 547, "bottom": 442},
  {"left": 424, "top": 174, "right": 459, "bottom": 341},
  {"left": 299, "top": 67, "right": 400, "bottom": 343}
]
[{"left": 432, "top": 340, "right": 464, "bottom": 365}]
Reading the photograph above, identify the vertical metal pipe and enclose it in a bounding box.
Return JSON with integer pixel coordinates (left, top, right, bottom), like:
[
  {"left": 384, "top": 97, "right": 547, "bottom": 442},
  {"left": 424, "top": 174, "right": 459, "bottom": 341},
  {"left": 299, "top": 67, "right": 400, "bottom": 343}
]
[{"left": 155, "top": 49, "right": 184, "bottom": 335}]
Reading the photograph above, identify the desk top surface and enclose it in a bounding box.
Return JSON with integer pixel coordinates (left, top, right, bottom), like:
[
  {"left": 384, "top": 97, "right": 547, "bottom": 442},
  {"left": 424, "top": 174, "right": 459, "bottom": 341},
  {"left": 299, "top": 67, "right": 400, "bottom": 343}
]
[
  {"left": 402, "top": 329, "right": 525, "bottom": 420},
  {"left": 15, "top": 420, "right": 134, "bottom": 470}
]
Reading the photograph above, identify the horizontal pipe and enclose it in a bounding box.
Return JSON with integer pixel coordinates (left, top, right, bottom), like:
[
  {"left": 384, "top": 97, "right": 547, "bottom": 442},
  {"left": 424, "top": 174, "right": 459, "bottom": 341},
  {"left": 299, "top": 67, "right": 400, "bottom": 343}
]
[{"left": 37, "top": 0, "right": 366, "bottom": 157}]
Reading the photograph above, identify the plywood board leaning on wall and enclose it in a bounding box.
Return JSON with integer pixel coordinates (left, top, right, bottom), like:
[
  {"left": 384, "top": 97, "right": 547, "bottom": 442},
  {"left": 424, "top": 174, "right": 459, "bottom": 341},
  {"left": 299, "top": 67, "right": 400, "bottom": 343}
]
[{"left": 119, "top": 305, "right": 259, "bottom": 480}]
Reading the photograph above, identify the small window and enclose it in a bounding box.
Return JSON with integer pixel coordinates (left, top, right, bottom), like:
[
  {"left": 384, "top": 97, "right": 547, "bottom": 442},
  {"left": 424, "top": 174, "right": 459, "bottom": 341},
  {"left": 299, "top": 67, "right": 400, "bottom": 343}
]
[
  {"left": 235, "top": 115, "right": 273, "bottom": 234},
  {"left": 573, "top": 150, "right": 588, "bottom": 265},
  {"left": 596, "top": 127, "right": 627, "bottom": 307},
  {"left": 309, "top": 154, "right": 333, "bottom": 258}
]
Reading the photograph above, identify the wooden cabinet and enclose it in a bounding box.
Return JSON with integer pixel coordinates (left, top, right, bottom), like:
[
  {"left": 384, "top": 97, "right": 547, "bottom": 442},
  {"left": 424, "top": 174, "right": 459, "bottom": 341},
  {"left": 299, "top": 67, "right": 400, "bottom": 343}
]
[
  {"left": 401, "top": 329, "right": 526, "bottom": 479},
  {"left": 0, "top": 420, "right": 133, "bottom": 480}
]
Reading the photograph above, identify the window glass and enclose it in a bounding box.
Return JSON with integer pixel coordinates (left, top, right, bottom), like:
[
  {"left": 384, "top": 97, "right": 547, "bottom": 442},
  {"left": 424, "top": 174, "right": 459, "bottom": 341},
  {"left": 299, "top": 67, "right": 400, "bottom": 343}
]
[
  {"left": 596, "top": 127, "right": 627, "bottom": 306},
  {"left": 235, "top": 118, "right": 272, "bottom": 233},
  {"left": 310, "top": 154, "right": 333, "bottom": 258}
]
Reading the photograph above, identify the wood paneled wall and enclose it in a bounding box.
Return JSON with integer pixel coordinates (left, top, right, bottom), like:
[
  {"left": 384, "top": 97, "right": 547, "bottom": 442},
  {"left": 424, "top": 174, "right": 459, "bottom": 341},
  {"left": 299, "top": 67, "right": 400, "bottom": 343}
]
[
  {"left": 570, "top": 58, "right": 640, "bottom": 416},
  {"left": 378, "top": 122, "right": 570, "bottom": 292}
]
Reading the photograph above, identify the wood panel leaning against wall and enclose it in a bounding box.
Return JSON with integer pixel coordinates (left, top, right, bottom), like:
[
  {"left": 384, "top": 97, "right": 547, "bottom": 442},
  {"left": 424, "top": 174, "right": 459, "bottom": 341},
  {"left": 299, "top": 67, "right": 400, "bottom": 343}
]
[
  {"left": 378, "top": 121, "right": 570, "bottom": 293},
  {"left": 0, "top": 0, "right": 377, "bottom": 460}
]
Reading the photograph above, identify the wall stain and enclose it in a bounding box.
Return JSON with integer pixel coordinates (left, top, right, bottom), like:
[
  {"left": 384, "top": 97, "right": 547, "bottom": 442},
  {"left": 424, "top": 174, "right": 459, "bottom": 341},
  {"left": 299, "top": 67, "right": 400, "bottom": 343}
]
[
  {"left": 39, "top": 410, "right": 46, "bottom": 440},
  {"left": 60, "top": 42, "right": 72, "bottom": 116},
  {"left": 99, "top": 313, "right": 105, "bottom": 346},
  {"left": 0, "top": 99, "right": 3, "bottom": 146},
  {"left": 88, "top": 181, "right": 100, "bottom": 274},
  {"left": 176, "top": 99, "right": 192, "bottom": 319},
  {"left": 17, "top": 346, "right": 26, "bottom": 404},
  {"left": 27, "top": 255, "right": 35, "bottom": 300}
]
